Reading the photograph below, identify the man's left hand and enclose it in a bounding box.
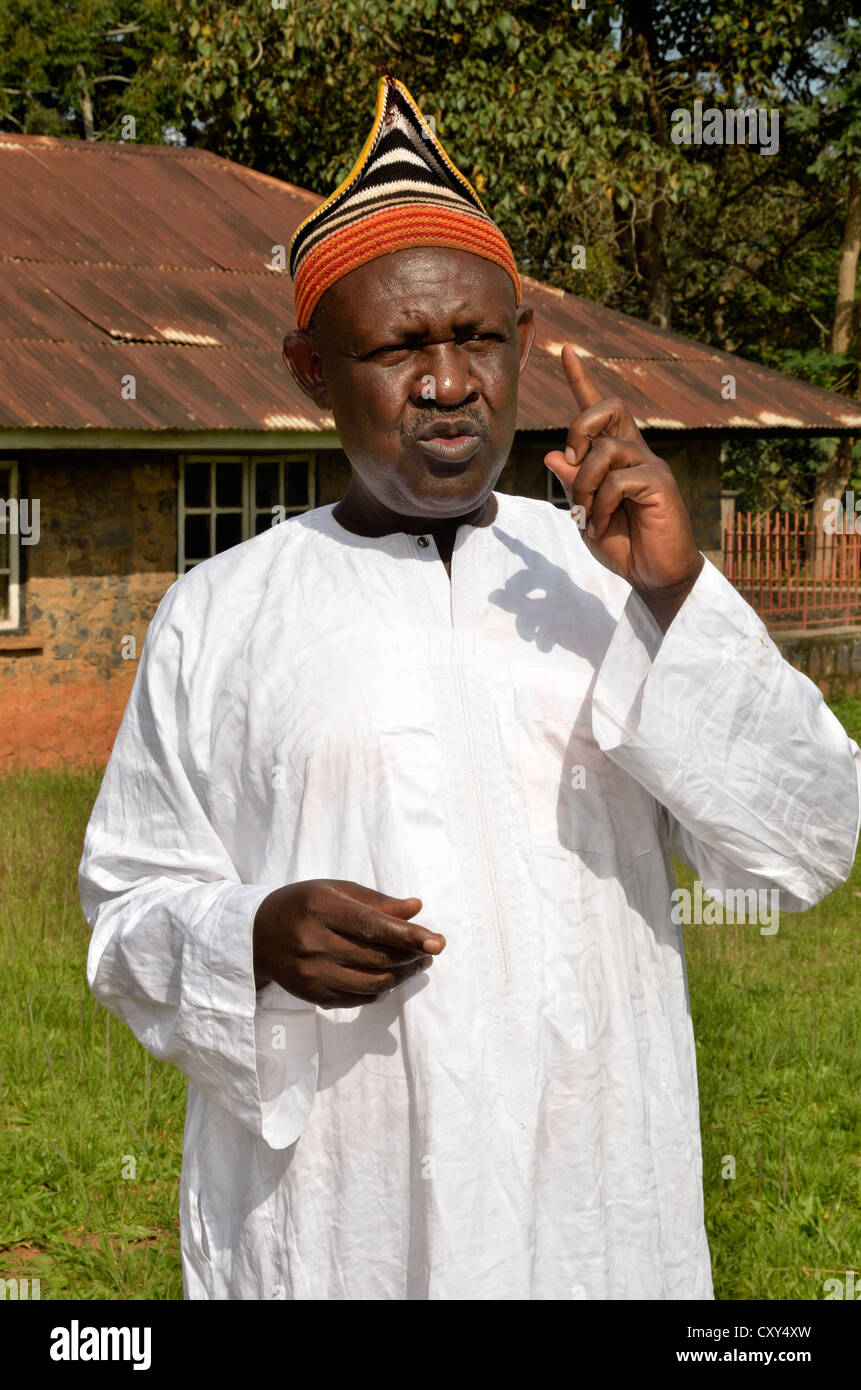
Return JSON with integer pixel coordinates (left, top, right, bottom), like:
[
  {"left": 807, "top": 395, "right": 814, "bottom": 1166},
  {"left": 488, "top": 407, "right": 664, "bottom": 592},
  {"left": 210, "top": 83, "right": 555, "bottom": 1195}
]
[{"left": 544, "top": 343, "right": 704, "bottom": 631}]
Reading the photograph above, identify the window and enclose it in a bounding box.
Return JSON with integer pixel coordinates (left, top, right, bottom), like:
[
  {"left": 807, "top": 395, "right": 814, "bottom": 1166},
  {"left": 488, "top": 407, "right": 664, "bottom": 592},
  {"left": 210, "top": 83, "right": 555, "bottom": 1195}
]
[
  {"left": 0, "top": 459, "right": 21, "bottom": 630},
  {"left": 178, "top": 455, "right": 315, "bottom": 572},
  {"left": 545, "top": 464, "right": 569, "bottom": 509}
]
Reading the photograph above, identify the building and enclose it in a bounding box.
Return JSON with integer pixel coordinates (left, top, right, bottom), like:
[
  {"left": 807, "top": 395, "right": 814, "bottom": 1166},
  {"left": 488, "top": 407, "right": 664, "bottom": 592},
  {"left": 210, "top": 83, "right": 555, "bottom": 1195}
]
[{"left": 1, "top": 134, "right": 859, "bottom": 765}]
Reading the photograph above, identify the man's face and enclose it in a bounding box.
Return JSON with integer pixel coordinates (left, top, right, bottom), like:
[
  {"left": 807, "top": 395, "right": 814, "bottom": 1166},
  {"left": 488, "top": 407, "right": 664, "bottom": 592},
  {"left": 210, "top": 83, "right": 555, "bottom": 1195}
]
[{"left": 283, "top": 246, "right": 534, "bottom": 521}]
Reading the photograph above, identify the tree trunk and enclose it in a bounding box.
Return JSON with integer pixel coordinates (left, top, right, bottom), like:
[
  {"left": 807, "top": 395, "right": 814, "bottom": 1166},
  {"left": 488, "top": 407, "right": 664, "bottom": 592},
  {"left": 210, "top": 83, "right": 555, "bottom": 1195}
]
[
  {"left": 832, "top": 171, "right": 861, "bottom": 356},
  {"left": 636, "top": 212, "right": 671, "bottom": 327},
  {"left": 625, "top": 0, "right": 672, "bottom": 328},
  {"left": 813, "top": 170, "right": 861, "bottom": 563},
  {"left": 76, "top": 64, "right": 96, "bottom": 141}
]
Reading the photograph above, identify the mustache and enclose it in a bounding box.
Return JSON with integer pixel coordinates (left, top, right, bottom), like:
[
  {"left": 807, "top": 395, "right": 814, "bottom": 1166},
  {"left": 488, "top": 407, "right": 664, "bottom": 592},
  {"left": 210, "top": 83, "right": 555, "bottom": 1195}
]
[{"left": 403, "top": 408, "right": 490, "bottom": 442}]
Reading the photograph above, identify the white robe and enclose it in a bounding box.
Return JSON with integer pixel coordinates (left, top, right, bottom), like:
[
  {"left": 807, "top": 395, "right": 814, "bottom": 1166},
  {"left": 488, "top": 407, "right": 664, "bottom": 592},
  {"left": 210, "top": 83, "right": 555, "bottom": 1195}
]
[{"left": 79, "top": 492, "right": 861, "bottom": 1300}]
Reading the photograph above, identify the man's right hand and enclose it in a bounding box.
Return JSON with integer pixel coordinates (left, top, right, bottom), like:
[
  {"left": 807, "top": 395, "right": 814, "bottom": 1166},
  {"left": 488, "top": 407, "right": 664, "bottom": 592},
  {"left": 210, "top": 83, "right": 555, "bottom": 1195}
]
[{"left": 252, "top": 879, "right": 446, "bottom": 1009}]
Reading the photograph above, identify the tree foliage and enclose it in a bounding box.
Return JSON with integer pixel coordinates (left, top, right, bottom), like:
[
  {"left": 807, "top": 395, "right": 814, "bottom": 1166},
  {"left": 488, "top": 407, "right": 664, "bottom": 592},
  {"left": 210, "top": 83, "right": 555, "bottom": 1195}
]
[
  {"left": 1, "top": 1, "right": 858, "bottom": 509},
  {"left": 0, "top": 1, "right": 184, "bottom": 142}
]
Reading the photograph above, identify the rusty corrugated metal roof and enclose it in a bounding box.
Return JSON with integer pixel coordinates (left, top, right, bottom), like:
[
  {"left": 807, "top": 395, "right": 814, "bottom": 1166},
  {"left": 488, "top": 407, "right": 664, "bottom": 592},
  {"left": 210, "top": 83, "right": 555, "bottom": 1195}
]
[
  {"left": 517, "top": 285, "right": 861, "bottom": 432},
  {"left": 0, "top": 134, "right": 858, "bottom": 435}
]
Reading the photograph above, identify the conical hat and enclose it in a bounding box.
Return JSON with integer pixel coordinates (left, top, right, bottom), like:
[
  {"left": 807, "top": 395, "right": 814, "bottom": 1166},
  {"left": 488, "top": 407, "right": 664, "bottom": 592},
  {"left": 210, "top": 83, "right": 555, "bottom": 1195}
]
[{"left": 289, "top": 75, "right": 521, "bottom": 330}]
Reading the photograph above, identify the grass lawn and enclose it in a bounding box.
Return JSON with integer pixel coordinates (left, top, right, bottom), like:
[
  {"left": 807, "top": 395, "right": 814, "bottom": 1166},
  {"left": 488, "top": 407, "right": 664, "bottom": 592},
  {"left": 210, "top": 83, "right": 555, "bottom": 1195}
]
[
  {"left": 682, "top": 688, "right": 861, "bottom": 1299},
  {"left": 0, "top": 696, "right": 858, "bottom": 1301},
  {"left": 0, "top": 769, "right": 186, "bottom": 1300}
]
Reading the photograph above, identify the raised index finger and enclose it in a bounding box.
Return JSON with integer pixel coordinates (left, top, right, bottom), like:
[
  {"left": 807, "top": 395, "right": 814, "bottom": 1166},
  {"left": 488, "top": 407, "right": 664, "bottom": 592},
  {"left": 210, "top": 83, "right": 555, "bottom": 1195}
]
[
  {"left": 561, "top": 343, "right": 604, "bottom": 411},
  {"left": 323, "top": 888, "right": 445, "bottom": 955}
]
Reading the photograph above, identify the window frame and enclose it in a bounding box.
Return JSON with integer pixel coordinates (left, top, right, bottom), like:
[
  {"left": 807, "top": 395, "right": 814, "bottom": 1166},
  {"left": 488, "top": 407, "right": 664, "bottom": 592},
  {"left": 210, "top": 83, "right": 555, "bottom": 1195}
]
[
  {"left": 545, "top": 463, "right": 569, "bottom": 509},
  {"left": 0, "top": 458, "right": 21, "bottom": 631},
  {"left": 250, "top": 453, "right": 316, "bottom": 536},
  {"left": 178, "top": 453, "right": 316, "bottom": 573}
]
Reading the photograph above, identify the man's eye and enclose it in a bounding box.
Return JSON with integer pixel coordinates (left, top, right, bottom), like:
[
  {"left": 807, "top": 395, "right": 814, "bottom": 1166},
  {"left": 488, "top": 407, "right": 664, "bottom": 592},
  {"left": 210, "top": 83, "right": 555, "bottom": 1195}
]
[
  {"left": 371, "top": 343, "right": 413, "bottom": 358},
  {"left": 367, "top": 333, "right": 502, "bottom": 358}
]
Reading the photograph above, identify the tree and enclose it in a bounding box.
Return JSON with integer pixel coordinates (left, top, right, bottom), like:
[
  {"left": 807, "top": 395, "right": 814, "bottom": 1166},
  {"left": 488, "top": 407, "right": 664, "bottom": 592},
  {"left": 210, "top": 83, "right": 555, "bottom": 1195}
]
[
  {"left": 168, "top": 0, "right": 709, "bottom": 316},
  {"left": 2, "top": 0, "right": 857, "bottom": 519},
  {"left": 0, "top": 1, "right": 183, "bottom": 143},
  {"left": 787, "top": 21, "right": 861, "bottom": 535}
]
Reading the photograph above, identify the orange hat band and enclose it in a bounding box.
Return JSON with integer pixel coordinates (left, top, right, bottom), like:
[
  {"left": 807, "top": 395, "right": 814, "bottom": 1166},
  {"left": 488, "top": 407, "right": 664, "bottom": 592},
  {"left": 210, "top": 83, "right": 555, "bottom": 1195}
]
[{"left": 294, "top": 204, "right": 522, "bottom": 331}]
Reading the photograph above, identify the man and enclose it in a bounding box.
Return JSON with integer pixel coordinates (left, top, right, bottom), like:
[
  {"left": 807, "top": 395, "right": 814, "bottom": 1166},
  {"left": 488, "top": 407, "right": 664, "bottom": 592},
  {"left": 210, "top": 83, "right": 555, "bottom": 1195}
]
[{"left": 80, "top": 76, "right": 860, "bottom": 1300}]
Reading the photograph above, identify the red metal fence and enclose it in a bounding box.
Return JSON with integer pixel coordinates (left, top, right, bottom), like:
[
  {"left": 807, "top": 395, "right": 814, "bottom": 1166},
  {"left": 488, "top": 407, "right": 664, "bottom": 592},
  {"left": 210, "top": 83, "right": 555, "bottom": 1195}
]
[{"left": 723, "top": 511, "right": 861, "bottom": 629}]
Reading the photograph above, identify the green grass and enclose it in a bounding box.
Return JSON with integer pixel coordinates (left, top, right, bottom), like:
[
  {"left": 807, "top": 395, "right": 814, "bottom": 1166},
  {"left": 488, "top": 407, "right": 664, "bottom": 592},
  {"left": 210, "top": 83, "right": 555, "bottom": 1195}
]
[
  {"left": 0, "top": 770, "right": 185, "bottom": 1300},
  {"left": 682, "top": 691, "right": 860, "bottom": 1300},
  {"left": 0, "top": 697, "right": 858, "bottom": 1300}
]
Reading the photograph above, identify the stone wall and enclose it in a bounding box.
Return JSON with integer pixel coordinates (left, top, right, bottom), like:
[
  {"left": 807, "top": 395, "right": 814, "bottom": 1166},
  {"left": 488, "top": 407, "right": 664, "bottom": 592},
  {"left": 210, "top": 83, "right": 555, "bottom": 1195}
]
[
  {"left": 1, "top": 447, "right": 354, "bottom": 768},
  {"left": 772, "top": 626, "right": 861, "bottom": 700},
  {"left": 1, "top": 453, "right": 176, "bottom": 768}
]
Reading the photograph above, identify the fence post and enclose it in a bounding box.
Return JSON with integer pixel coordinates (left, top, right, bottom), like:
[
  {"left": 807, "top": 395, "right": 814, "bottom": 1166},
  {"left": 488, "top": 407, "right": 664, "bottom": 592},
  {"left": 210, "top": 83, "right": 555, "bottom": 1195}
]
[
  {"left": 723, "top": 506, "right": 859, "bottom": 627},
  {"left": 801, "top": 512, "right": 809, "bottom": 631}
]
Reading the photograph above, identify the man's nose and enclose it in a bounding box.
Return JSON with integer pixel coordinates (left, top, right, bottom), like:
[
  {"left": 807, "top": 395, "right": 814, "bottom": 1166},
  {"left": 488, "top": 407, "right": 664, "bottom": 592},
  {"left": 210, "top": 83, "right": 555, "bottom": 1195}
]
[{"left": 411, "top": 344, "right": 479, "bottom": 407}]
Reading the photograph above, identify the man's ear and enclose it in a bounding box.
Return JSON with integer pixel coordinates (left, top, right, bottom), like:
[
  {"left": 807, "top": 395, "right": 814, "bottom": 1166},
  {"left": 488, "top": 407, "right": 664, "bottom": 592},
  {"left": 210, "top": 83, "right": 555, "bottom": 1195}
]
[
  {"left": 282, "top": 331, "right": 330, "bottom": 408},
  {"left": 516, "top": 305, "right": 535, "bottom": 374}
]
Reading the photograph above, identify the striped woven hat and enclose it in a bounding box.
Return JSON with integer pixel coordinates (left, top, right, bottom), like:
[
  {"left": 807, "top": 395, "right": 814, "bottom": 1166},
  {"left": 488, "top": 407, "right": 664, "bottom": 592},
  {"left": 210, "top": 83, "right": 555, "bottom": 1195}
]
[{"left": 289, "top": 75, "right": 521, "bottom": 331}]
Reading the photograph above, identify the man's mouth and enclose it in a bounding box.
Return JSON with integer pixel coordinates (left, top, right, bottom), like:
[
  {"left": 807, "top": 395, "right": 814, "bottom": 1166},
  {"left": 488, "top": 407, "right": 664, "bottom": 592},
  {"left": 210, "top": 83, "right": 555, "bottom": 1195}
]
[{"left": 413, "top": 419, "right": 483, "bottom": 464}]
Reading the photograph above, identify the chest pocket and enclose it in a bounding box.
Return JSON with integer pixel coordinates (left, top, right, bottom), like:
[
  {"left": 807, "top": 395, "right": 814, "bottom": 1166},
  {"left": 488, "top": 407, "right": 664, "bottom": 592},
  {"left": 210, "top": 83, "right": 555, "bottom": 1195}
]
[{"left": 511, "top": 674, "right": 657, "bottom": 866}]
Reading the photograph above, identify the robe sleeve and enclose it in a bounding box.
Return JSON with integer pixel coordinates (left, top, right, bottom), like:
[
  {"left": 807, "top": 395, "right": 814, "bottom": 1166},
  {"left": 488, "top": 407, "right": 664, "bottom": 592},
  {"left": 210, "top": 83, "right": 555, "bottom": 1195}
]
[
  {"left": 590, "top": 556, "right": 861, "bottom": 912},
  {"left": 78, "top": 600, "right": 318, "bottom": 1151}
]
